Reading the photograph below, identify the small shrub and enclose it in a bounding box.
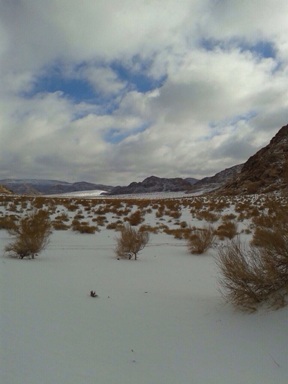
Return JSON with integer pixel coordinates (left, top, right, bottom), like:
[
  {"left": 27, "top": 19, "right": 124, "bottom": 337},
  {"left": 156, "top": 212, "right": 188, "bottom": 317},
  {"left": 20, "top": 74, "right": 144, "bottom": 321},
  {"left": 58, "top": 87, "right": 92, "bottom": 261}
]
[
  {"left": 72, "top": 219, "right": 98, "bottom": 234},
  {"left": 126, "top": 209, "right": 144, "bottom": 226},
  {"left": 52, "top": 221, "right": 70, "bottom": 230},
  {"left": 195, "top": 210, "right": 220, "bottom": 223},
  {"left": 187, "top": 226, "right": 215, "bottom": 254},
  {"left": 164, "top": 227, "right": 191, "bottom": 240},
  {"left": 106, "top": 221, "right": 123, "bottom": 230},
  {"left": 5, "top": 210, "right": 52, "bottom": 259},
  {"left": 139, "top": 224, "right": 159, "bottom": 234},
  {"left": 115, "top": 223, "right": 149, "bottom": 260},
  {"left": 167, "top": 210, "right": 182, "bottom": 219},
  {"left": 215, "top": 221, "right": 238, "bottom": 240},
  {"left": 54, "top": 212, "right": 70, "bottom": 222},
  {"left": 0, "top": 216, "right": 18, "bottom": 231},
  {"left": 93, "top": 215, "right": 107, "bottom": 226}
]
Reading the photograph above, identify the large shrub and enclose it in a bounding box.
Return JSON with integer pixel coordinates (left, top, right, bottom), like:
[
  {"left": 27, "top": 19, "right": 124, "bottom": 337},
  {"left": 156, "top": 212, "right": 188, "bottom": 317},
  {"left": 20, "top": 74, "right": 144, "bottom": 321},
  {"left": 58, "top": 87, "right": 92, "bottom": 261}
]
[
  {"left": 216, "top": 231, "right": 288, "bottom": 311},
  {"left": 115, "top": 223, "right": 149, "bottom": 260},
  {"left": 5, "top": 210, "right": 52, "bottom": 259}
]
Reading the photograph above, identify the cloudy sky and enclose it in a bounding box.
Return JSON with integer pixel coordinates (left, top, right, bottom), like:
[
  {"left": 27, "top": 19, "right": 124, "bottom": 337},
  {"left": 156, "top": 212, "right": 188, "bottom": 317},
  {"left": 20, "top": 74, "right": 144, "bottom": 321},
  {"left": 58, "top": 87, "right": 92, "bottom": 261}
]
[{"left": 1, "top": 0, "right": 288, "bottom": 185}]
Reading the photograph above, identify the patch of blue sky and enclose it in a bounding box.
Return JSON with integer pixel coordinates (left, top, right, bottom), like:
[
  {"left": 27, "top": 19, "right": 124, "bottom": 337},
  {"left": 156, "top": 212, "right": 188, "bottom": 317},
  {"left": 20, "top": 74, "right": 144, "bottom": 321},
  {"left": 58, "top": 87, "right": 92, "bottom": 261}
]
[
  {"left": 210, "top": 110, "right": 257, "bottom": 128},
  {"left": 103, "top": 123, "right": 150, "bottom": 144},
  {"left": 200, "top": 37, "right": 277, "bottom": 59},
  {"left": 24, "top": 71, "right": 98, "bottom": 104},
  {"left": 22, "top": 64, "right": 124, "bottom": 117},
  {"left": 204, "top": 111, "right": 257, "bottom": 139},
  {"left": 111, "top": 56, "right": 167, "bottom": 93},
  {"left": 23, "top": 57, "right": 166, "bottom": 117}
]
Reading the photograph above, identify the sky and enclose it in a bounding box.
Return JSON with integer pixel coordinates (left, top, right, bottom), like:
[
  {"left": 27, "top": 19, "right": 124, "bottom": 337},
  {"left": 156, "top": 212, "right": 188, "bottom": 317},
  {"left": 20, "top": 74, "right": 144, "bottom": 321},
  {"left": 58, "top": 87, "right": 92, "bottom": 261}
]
[{"left": 0, "top": 0, "right": 288, "bottom": 186}]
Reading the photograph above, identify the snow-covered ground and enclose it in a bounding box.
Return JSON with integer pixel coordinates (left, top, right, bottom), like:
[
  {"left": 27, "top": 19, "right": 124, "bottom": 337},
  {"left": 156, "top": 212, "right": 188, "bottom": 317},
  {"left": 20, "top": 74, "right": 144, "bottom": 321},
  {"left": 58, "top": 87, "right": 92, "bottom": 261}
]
[{"left": 1, "top": 195, "right": 287, "bottom": 384}]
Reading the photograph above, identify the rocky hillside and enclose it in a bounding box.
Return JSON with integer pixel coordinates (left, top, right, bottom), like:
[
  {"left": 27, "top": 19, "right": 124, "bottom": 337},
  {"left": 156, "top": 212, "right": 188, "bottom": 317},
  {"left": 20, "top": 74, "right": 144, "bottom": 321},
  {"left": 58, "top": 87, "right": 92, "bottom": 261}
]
[
  {"left": 221, "top": 124, "right": 288, "bottom": 194},
  {"left": 0, "top": 185, "right": 12, "bottom": 194},
  {"left": 189, "top": 164, "right": 243, "bottom": 193},
  {"left": 108, "top": 176, "right": 193, "bottom": 195}
]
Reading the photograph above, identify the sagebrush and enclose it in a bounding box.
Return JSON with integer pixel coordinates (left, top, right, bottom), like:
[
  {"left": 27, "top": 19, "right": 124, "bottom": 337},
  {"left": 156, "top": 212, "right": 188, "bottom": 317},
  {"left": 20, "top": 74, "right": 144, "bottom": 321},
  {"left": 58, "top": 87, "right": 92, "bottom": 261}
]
[
  {"left": 217, "top": 231, "right": 288, "bottom": 311},
  {"left": 187, "top": 225, "right": 215, "bottom": 254},
  {"left": 115, "top": 223, "right": 149, "bottom": 260},
  {"left": 5, "top": 210, "right": 52, "bottom": 259}
]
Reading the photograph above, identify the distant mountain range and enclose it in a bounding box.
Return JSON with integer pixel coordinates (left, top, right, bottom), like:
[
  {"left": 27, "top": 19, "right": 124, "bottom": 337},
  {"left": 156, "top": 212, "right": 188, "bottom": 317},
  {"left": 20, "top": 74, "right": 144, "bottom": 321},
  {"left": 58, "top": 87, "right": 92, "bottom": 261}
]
[
  {"left": 0, "top": 179, "right": 113, "bottom": 195},
  {"left": 105, "top": 165, "right": 243, "bottom": 195},
  {"left": 1, "top": 123, "right": 287, "bottom": 196},
  {"left": 107, "top": 176, "right": 194, "bottom": 195}
]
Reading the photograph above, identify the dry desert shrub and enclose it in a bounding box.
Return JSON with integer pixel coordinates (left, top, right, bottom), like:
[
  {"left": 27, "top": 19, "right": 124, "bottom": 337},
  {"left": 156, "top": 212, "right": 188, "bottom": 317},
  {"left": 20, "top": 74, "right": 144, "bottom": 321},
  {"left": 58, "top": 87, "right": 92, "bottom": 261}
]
[
  {"left": 63, "top": 202, "right": 79, "bottom": 211},
  {"left": 215, "top": 221, "right": 238, "bottom": 240},
  {"left": 92, "top": 215, "right": 107, "bottom": 226},
  {"left": 125, "top": 209, "right": 144, "bottom": 226},
  {"left": 55, "top": 212, "right": 70, "bottom": 222},
  {"left": 195, "top": 210, "right": 220, "bottom": 223},
  {"left": 71, "top": 219, "right": 98, "bottom": 234},
  {"left": 74, "top": 212, "right": 85, "bottom": 220},
  {"left": 106, "top": 221, "right": 123, "bottom": 230},
  {"left": 5, "top": 210, "right": 52, "bottom": 259},
  {"left": 164, "top": 227, "right": 191, "bottom": 240},
  {"left": 115, "top": 223, "right": 149, "bottom": 260},
  {"left": 166, "top": 209, "right": 182, "bottom": 219},
  {"left": 207, "top": 198, "right": 230, "bottom": 212},
  {"left": 52, "top": 220, "right": 70, "bottom": 230},
  {"left": 7, "top": 202, "right": 19, "bottom": 212},
  {"left": 156, "top": 206, "right": 165, "bottom": 218},
  {"left": 139, "top": 224, "right": 159, "bottom": 234},
  {"left": 217, "top": 234, "right": 288, "bottom": 311},
  {"left": 0, "top": 215, "right": 18, "bottom": 231},
  {"left": 222, "top": 213, "right": 237, "bottom": 222},
  {"left": 33, "top": 196, "right": 49, "bottom": 210},
  {"left": 190, "top": 198, "right": 204, "bottom": 211},
  {"left": 187, "top": 225, "right": 215, "bottom": 254}
]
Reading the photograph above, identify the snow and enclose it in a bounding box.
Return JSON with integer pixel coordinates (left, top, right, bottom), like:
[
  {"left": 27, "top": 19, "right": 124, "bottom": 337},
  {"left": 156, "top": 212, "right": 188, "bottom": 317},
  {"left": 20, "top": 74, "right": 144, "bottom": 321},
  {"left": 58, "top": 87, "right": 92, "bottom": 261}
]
[
  {"left": 1, "top": 197, "right": 288, "bottom": 384},
  {"left": 51, "top": 189, "right": 107, "bottom": 198}
]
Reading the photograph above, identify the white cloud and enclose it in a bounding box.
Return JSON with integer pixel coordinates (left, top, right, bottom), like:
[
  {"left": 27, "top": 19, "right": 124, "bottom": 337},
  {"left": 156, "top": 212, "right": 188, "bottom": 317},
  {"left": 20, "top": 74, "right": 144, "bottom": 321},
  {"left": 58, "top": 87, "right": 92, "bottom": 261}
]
[{"left": 0, "top": 0, "right": 288, "bottom": 185}]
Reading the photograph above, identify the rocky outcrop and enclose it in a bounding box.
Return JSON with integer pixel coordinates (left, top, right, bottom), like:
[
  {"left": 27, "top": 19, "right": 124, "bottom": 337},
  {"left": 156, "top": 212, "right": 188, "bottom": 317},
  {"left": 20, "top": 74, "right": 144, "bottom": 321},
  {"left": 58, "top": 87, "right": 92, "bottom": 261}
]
[
  {"left": 189, "top": 164, "right": 243, "bottom": 193},
  {"left": 221, "top": 124, "right": 288, "bottom": 194}
]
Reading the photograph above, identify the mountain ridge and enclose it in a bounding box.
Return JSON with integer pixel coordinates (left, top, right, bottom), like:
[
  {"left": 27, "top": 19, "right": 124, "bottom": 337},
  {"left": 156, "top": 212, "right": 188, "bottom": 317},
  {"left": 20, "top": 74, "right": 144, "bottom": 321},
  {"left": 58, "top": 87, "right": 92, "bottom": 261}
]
[
  {"left": 0, "top": 179, "right": 113, "bottom": 195},
  {"left": 220, "top": 124, "right": 288, "bottom": 195},
  {"left": 2, "top": 123, "right": 288, "bottom": 197}
]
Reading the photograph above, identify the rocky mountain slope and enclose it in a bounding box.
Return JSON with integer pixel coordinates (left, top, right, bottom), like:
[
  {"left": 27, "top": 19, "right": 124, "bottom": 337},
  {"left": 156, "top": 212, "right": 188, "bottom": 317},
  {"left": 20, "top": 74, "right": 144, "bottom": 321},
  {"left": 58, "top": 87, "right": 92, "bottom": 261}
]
[
  {"left": 108, "top": 176, "right": 193, "bottom": 195},
  {"left": 0, "top": 179, "right": 113, "bottom": 195},
  {"left": 220, "top": 124, "right": 288, "bottom": 194},
  {"left": 189, "top": 164, "right": 243, "bottom": 193}
]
